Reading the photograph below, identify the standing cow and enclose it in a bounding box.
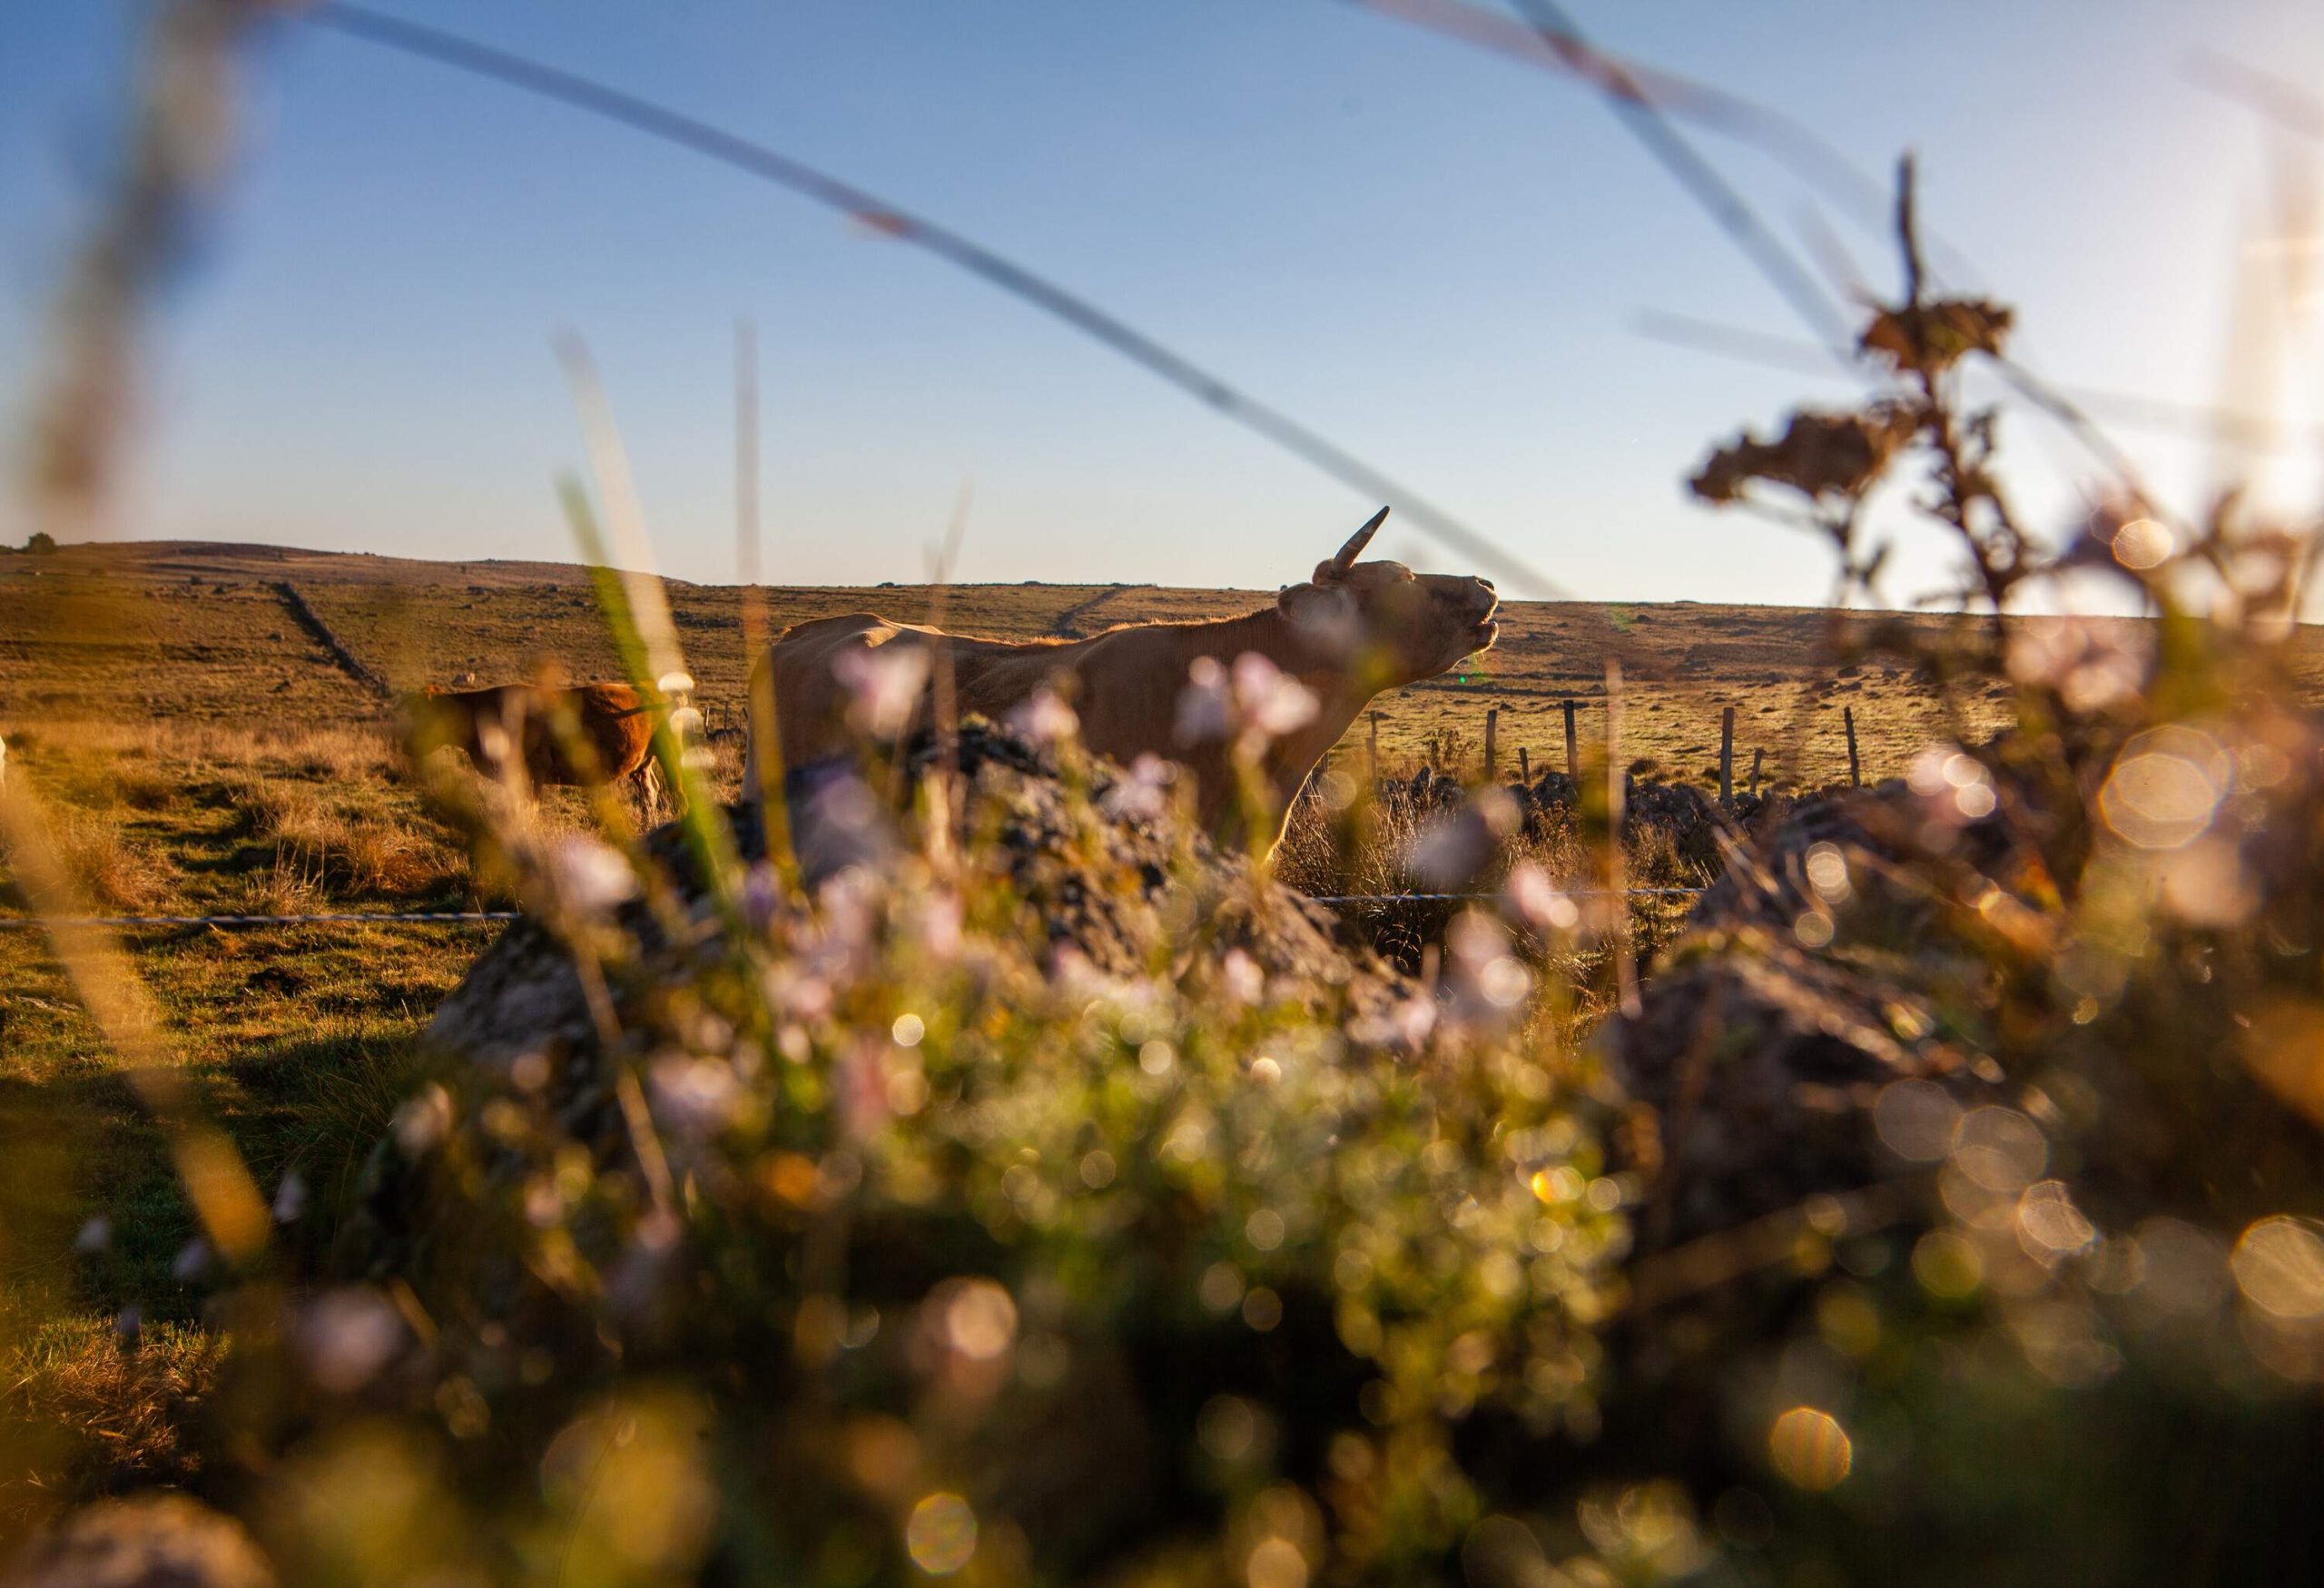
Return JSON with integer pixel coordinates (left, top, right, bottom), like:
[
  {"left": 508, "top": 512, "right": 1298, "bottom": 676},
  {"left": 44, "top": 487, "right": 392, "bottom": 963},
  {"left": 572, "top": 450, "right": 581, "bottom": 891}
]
[
  {"left": 750, "top": 507, "right": 1498, "bottom": 853},
  {"left": 407, "top": 681, "right": 671, "bottom": 816}
]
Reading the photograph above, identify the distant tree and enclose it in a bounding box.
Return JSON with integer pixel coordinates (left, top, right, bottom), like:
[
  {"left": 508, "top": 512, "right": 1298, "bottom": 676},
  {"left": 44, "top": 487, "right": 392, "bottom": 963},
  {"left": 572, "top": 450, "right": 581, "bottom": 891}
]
[{"left": 25, "top": 531, "right": 56, "bottom": 555}]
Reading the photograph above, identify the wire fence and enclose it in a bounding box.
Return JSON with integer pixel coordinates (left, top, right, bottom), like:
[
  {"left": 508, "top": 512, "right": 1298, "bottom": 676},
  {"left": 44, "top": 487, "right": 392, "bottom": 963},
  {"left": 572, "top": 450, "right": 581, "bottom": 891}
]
[
  {"left": 0, "top": 889, "right": 1707, "bottom": 932},
  {"left": 0, "top": 912, "right": 522, "bottom": 931}
]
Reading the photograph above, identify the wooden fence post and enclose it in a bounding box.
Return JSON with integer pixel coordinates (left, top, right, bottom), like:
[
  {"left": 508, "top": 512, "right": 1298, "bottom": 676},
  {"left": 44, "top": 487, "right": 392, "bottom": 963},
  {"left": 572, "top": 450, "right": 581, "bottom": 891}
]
[
  {"left": 1563, "top": 698, "right": 1579, "bottom": 783},
  {"left": 1718, "top": 705, "right": 1735, "bottom": 804},
  {"left": 1844, "top": 706, "right": 1862, "bottom": 787},
  {"left": 1484, "top": 707, "right": 1499, "bottom": 781},
  {"left": 1749, "top": 745, "right": 1764, "bottom": 796},
  {"left": 1606, "top": 660, "right": 1639, "bottom": 1019},
  {"left": 1368, "top": 711, "right": 1381, "bottom": 783},
  {"left": 1517, "top": 745, "right": 1530, "bottom": 783}
]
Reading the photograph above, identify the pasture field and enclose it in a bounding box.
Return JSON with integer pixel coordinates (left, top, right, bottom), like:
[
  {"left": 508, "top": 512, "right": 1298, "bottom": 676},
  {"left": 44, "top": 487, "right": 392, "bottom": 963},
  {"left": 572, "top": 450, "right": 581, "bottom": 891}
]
[
  {"left": 0, "top": 543, "right": 1931, "bottom": 1350},
  {"left": 7, "top": 536, "right": 2239, "bottom": 784},
  {"left": 5, "top": 538, "right": 2324, "bottom": 1547}
]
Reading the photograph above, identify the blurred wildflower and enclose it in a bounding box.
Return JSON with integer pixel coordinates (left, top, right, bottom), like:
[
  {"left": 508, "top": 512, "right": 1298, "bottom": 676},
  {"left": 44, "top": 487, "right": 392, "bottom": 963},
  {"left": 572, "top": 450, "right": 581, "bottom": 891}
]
[
  {"left": 649, "top": 1053, "right": 742, "bottom": 1139},
  {"left": 1233, "top": 652, "right": 1318, "bottom": 739},
  {"left": 298, "top": 1287, "right": 405, "bottom": 1395},
  {"left": 547, "top": 833, "right": 638, "bottom": 914},
  {"left": 271, "top": 1169, "right": 306, "bottom": 1224},
  {"left": 1006, "top": 685, "right": 1078, "bottom": 749},
  {"left": 833, "top": 644, "right": 931, "bottom": 740},
  {"left": 391, "top": 1082, "right": 452, "bottom": 1157},
  {"left": 1099, "top": 753, "right": 1177, "bottom": 822},
  {"left": 1176, "top": 656, "right": 1234, "bottom": 745},
  {"left": 1220, "top": 948, "right": 1265, "bottom": 1006}
]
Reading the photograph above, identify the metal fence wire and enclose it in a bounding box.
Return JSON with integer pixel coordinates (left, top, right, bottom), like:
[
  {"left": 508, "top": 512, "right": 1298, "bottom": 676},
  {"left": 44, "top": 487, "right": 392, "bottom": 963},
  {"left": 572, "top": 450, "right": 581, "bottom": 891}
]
[{"left": 0, "top": 889, "right": 1705, "bottom": 932}]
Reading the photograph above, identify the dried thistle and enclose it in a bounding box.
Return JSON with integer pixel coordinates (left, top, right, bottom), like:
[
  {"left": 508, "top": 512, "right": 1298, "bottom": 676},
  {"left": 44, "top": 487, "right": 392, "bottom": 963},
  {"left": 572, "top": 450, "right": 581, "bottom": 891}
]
[
  {"left": 1688, "top": 403, "right": 1915, "bottom": 508},
  {"left": 1858, "top": 296, "right": 2014, "bottom": 376}
]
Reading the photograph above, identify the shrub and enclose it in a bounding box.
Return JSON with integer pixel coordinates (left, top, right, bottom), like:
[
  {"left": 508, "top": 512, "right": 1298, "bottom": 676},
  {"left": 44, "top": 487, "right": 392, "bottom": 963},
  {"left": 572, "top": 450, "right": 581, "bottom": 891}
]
[{"left": 298, "top": 726, "right": 1630, "bottom": 1583}]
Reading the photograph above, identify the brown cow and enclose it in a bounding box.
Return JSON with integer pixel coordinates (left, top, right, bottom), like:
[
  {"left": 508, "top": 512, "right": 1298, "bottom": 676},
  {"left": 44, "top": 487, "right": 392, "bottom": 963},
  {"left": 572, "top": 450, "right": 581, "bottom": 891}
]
[
  {"left": 407, "top": 681, "right": 666, "bottom": 811},
  {"left": 750, "top": 508, "right": 1498, "bottom": 850}
]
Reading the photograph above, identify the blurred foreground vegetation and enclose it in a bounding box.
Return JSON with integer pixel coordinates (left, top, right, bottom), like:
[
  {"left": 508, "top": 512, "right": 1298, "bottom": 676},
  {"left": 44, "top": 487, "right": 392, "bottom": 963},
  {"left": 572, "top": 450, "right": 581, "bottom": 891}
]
[{"left": 3, "top": 169, "right": 2324, "bottom": 1588}]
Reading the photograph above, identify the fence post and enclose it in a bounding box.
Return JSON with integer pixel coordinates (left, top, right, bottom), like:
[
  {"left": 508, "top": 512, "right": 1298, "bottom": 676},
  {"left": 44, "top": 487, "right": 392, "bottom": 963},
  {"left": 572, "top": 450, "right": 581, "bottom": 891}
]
[
  {"left": 1368, "top": 711, "right": 1381, "bottom": 783},
  {"left": 1517, "top": 745, "right": 1530, "bottom": 783},
  {"left": 1844, "top": 706, "right": 1862, "bottom": 787},
  {"left": 1606, "top": 660, "right": 1639, "bottom": 1019},
  {"left": 1563, "top": 698, "right": 1579, "bottom": 783},
  {"left": 1484, "top": 707, "right": 1499, "bottom": 781},
  {"left": 1749, "top": 745, "right": 1764, "bottom": 796},
  {"left": 1718, "top": 705, "right": 1735, "bottom": 804}
]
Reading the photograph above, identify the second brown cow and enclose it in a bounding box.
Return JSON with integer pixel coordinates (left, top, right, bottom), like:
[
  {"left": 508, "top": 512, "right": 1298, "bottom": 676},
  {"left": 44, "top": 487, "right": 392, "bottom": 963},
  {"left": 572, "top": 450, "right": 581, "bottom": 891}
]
[{"left": 408, "top": 681, "right": 665, "bottom": 808}]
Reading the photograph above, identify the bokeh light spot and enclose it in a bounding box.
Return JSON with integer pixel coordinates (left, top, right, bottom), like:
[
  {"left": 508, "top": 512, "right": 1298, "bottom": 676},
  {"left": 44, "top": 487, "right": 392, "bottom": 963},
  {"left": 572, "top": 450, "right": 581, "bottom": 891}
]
[
  {"left": 1768, "top": 1406, "right": 1853, "bottom": 1491},
  {"left": 1246, "top": 1536, "right": 1308, "bottom": 1588},
  {"left": 2112, "top": 517, "right": 2173, "bottom": 570},
  {"left": 905, "top": 1493, "right": 978, "bottom": 1575},
  {"left": 2099, "top": 726, "right": 2230, "bottom": 849},
  {"left": 2232, "top": 1217, "right": 2324, "bottom": 1319}
]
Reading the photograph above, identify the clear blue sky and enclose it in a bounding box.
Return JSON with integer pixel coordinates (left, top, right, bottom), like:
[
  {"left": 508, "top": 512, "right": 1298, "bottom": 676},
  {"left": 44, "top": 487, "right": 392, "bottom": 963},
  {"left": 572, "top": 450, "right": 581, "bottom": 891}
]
[{"left": 3, "top": 1, "right": 2319, "bottom": 601}]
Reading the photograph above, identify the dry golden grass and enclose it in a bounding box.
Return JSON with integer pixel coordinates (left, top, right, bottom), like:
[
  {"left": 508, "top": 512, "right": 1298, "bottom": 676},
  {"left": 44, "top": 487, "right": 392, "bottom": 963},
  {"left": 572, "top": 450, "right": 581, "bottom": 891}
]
[
  {"left": 0, "top": 1317, "right": 221, "bottom": 1527},
  {"left": 13, "top": 809, "right": 168, "bottom": 913}
]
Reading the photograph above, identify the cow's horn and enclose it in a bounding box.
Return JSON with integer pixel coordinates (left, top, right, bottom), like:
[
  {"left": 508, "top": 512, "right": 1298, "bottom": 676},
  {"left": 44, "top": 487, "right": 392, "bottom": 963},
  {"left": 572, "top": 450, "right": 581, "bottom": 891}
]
[{"left": 1327, "top": 506, "right": 1391, "bottom": 577}]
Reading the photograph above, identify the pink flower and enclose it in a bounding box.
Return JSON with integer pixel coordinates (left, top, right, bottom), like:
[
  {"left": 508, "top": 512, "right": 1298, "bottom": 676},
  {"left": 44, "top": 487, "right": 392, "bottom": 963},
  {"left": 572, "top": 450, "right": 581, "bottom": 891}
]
[
  {"left": 833, "top": 645, "right": 931, "bottom": 741},
  {"left": 914, "top": 890, "right": 964, "bottom": 962},
  {"left": 1007, "top": 686, "right": 1079, "bottom": 748},
  {"left": 1100, "top": 754, "right": 1177, "bottom": 822},
  {"left": 1220, "top": 949, "right": 1265, "bottom": 1006},
  {"left": 300, "top": 1287, "right": 405, "bottom": 1395},
  {"left": 1176, "top": 656, "right": 1234, "bottom": 745},
  {"left": 1232, "top": 652, "right": 1318, "bottom": 739},
  {"left": 650, "top": 1054, "right": 743, "bottom": 1138},
  {"left": 1393, "top": 996, "right": 1438, "bottom": 1050}
]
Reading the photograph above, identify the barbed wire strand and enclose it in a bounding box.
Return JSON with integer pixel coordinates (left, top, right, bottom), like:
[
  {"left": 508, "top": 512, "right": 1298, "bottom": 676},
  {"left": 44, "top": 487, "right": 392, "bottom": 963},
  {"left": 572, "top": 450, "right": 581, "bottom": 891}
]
[
  {"left": 0, "top": 891, "right": 1702, "bottom": 931},
  {"left": 0, "top": 912, "right": 521, "bottom": 930}
]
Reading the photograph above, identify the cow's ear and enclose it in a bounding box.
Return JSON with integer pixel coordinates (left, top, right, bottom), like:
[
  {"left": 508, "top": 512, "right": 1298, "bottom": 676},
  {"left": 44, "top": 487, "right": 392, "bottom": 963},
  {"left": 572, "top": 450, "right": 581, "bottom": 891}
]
[{"left": 1278, "top": 578, "right": 1357, "bottom": 641}]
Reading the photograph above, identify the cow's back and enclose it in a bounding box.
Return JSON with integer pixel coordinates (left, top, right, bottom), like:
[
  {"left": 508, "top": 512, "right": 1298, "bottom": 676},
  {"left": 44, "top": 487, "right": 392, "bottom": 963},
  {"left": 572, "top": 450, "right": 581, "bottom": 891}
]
[
  {"left": 756, "top": 612, "right": 1104, "bottom": 773},
  {"left": 756, "top": 614, "right": 903, "bottom": 773}
]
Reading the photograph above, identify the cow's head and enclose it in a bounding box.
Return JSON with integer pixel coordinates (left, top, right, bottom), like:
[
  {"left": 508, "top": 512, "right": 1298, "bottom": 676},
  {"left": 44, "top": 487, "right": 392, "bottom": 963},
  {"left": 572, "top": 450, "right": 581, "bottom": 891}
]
[{"left": 1275, "top": 508, "right": 1499, "bottom": 688}]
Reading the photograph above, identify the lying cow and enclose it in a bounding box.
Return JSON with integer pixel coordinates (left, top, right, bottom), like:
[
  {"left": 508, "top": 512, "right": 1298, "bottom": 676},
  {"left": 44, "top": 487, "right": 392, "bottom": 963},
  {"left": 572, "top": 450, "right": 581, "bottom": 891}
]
[
  {"left": 750, "top": 507, "right": 1498, "bottom": 850},
  {"left": 406, "top": 681, "right": 667, "bottom": 814}
]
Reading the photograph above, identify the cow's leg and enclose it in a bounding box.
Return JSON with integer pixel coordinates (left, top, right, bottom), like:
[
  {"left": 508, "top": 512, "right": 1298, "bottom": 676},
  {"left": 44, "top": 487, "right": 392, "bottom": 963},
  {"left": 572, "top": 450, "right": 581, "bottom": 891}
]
[{"left": 629, "top": 760, "right": 665, "bottom": 829}]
